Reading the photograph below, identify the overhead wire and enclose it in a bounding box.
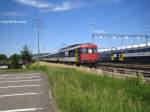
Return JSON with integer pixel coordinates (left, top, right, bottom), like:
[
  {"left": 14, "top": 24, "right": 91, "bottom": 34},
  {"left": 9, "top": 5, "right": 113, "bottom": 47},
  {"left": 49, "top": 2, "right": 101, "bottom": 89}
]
[
  {"left": 94, "top": 0, "right": 135, "bottom": 26},
  {"left": 56, "top": 0, "right": 93, "bottom": 39},
  {"left": 111, "top": 4, "right": 150, "bottom": 32}
]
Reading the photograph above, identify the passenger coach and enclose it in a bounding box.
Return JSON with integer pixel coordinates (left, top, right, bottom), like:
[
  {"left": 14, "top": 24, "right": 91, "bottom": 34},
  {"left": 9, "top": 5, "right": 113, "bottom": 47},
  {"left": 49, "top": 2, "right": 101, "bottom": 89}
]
[{"left": 98, "top": 44, "right": 150, "bottom": 63}]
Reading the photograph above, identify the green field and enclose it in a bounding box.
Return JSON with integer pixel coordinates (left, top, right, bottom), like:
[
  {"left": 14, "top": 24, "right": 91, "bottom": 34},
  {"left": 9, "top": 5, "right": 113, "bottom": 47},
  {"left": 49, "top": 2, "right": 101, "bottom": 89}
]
[{"left": 30, "top": 62, "right": 150, "bottom": 112}]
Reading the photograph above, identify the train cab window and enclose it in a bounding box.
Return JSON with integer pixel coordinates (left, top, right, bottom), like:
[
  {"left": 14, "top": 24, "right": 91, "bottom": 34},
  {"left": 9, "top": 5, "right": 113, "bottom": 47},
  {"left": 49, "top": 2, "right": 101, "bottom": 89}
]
[
  {"left": 88, "top": 49, "right": 92, "bottom": 54},
  {"left": 81, "top": 48, "right": 97, "bottom": 54},
  {"left": 92, "top": 48, "right": 97, "bottom": 53},
  {"left": 81, "top": 48, "right": 88, "bottom": 54}
]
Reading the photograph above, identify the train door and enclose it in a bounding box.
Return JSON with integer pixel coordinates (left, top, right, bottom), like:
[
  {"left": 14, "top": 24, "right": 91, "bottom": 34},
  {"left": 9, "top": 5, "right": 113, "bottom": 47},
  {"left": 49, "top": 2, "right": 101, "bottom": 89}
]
[
  {"left": 111, "top": 51, "right": 118, "bottom": 62},
  {"left": 75, "top": 48, "right": 80, "bottom": 64},
  {"left": 119, "top": 51, "right": 124, "bottom": 62},
  {"left": 111, "top": 53, "right": 115, "bottom": 62},
  {"left": 116, "top": 52, "right": 120, "bottom": 62}
]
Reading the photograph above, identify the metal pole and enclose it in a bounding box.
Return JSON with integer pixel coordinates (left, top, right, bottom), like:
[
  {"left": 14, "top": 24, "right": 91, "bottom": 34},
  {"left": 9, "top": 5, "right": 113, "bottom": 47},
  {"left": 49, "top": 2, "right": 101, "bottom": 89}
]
[
  {"left": 146, "top": 35, "right": 148, "bottom": 46},
  {"left": 144, "top": 26, "right": 150, "bottom": 46},
  {"left": 90, "top": 22, "right": 95, "bottom": 44},
  {"left": 92, "top": 32, "right": 94, "bottom": 43},
  {"left": 43, "top": 44, "right": 45, "bottom": 62},
  {"left": 37, "top": 21, "right": 40, "bottom": 60},
  {"left": 133, "top": 36, "right": 135, "bottom": 45},
  {"left": 33, "top": 19, "right": 43, "bottom": 60}
]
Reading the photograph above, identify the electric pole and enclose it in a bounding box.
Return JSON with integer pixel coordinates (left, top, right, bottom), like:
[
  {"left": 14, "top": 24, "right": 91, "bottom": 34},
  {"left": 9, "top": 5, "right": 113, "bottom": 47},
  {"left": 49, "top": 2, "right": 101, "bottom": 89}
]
[
  {"left": 144, "top": 26, "right": 150, "bottom": 46},
  {"left": 92, "top": 32, "right": 94, "bottom": 44},
  {"left": 90, "top": 22, "right": 95, "bottom": 44},
  {"left": 33, "top": 19, "right": 43, "bottom": 60}
]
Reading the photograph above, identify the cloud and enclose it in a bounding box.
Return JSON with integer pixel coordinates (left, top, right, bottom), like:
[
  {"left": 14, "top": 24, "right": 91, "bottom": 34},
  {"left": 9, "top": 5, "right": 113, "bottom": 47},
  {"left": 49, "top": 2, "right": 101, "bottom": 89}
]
[
  {"left": 14, "top": 0, "right": 51, "bottom": 8},
  {"left": 51, "top": 1, "right": 74, "bottom": 12},
  {"left": 13, "top": 0, "right": 80, "bottom": 12},
  {"left": 1, "top": 12, "right": 22, "bottom": 16},
  {"left": 13, "top": 0, "right": 120, "bottom": 13}
]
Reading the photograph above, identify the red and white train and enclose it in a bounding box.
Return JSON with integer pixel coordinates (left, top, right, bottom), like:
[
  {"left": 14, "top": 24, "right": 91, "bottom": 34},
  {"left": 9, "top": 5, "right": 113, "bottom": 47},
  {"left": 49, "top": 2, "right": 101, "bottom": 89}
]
[{"left": 37, "top": 43, "right": 99, "bottom": 66}]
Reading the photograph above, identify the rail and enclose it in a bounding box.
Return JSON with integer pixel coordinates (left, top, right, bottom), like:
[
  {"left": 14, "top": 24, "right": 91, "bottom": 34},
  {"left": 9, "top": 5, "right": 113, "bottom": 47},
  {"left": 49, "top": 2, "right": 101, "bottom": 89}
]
[{"left": 96, "top": 66, "right": 150, "bottom": 84}]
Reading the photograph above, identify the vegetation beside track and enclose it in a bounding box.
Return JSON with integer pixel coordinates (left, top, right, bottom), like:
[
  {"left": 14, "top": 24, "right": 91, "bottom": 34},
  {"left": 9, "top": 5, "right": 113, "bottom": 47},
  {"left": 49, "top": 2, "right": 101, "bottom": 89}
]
[{"left": 29, "top": 62, "right": 150, "bottom": 112}]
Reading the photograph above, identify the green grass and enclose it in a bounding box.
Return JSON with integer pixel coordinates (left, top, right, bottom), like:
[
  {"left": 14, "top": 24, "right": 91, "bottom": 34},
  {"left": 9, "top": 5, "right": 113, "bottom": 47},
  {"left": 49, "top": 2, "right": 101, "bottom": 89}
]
[
  {"left": 30, "top": 62, "right": 150, "bottom": 112},
  {"left": 0, "top": 68, "right": 29, "bottom": 74},
  {"left": 0, "top": 67, "right": 35, "bottom": 74}
]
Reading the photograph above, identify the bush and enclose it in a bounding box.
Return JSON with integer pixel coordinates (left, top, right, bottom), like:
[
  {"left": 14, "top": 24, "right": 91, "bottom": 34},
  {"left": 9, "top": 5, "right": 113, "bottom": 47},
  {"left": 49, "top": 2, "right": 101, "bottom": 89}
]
[{"left": 127, "top": 73, "right": 145, "bottom": 86}]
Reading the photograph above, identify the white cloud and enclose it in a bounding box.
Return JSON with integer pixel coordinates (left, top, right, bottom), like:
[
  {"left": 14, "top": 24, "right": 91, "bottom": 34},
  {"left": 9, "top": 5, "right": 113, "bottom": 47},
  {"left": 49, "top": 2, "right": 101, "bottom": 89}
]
[
  {"left": 14, "top": 0, "right": 51, "bottom": 8},
  {"left": 52, "top": 1, "right": 74, "bottom": 12},
  {"left": 40, "top": 1, "right": 85, "bottom": 12},
  {"left": 13, "top": 0, "right": 119, "bottom": 12},
  {"left": 13, "top": 0, "right": 80, "bottom": 12}
]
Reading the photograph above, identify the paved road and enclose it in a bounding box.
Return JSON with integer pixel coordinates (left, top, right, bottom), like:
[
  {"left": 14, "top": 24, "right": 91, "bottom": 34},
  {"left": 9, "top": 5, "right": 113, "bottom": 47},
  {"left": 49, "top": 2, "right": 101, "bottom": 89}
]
[{"left": 0, "top": 72, "right": 56, "bottom": 112}]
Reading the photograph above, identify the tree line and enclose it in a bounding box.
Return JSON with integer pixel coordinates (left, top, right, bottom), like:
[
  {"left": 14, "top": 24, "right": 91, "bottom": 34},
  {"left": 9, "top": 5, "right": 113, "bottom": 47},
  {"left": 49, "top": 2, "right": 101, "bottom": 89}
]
[{"left": 0, "top": 44, "right": 32, "bottom": 68}]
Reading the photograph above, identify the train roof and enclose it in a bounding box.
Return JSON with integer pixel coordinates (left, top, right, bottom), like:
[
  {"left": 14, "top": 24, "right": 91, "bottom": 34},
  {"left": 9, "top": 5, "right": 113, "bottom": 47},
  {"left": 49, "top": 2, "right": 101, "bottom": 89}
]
[
  {"left": 98, "top": 43, "right": 150, "bottom": 53},
  {"left": 59, "top": 43, "right": 97, "bottom": 52},
  {"left": 32, "top": 53, "right": 50, "bottom": 59},
  {"left": 59, "top": 44, "right": 81, "bottom": 51},
  {"left": 80, "top": 43, "right": 97, "bottom": 48}
]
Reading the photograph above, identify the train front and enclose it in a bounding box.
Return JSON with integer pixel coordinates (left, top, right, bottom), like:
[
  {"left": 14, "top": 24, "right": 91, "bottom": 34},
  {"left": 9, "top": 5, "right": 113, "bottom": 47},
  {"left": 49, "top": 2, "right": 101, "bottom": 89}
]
[{"left": 79, "top": 43, "right": 99, "bottom": 65}]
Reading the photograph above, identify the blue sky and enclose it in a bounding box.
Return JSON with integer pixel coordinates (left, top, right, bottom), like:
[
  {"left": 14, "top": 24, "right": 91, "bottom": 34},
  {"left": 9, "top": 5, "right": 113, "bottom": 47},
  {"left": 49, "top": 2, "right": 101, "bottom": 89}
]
[{"left": 0, "top": 0, "right": 150, "bottom": 56}]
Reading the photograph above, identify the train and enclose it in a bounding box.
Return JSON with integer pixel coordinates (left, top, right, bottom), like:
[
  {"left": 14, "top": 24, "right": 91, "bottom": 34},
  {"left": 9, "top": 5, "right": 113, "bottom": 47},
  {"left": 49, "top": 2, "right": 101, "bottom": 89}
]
[
  {"left": 33, "top": 43, "right": 150, "bottom": 65},
  {"left": 35, "top": 43, "right": 99, "bottom": 66},
  {"left": 99, "top": 43, "right": 150, "bottom": 63}
]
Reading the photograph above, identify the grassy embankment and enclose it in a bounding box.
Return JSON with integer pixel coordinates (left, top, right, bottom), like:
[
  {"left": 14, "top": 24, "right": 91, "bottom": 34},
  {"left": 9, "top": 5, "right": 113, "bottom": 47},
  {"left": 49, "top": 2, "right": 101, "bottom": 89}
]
[{"left": 29, "top": 62, "right": 150, "bottom": 112}]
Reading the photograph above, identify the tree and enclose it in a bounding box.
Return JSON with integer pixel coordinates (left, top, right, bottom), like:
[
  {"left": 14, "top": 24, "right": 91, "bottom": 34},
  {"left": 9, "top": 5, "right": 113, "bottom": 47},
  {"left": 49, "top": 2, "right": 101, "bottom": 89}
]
[
  {"left": 0, "top": 54, "right": 7, "bottom": 61},
  {"left": 9, "top": 53, "right": 19, "bottom": 68},
  {"left": 21, "top": 44, "right": 32, "bottom": 65},
  {"left": 0, "top": 54, "right": 7, "bottom": 65}
]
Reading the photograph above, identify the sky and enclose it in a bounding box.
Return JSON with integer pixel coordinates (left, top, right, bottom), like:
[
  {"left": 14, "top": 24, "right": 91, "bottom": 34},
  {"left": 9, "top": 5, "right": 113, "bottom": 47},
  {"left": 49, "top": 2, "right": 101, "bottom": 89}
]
[{"left": 0, "top": 0, "right": 150, "bottom": 56}]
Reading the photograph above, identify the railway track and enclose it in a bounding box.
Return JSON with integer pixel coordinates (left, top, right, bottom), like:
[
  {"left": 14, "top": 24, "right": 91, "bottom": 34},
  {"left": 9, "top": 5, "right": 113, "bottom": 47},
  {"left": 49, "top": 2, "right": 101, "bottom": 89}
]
[
  {"left": 94, "top": 63, "right": 150, "bottom": 84},
  {"left": 96, "top": 66, "right": 150, "bottom": 78},
  {"left": 97, "top": 62, "right": 150, "bottom": 71},
  {"left": 43, "top": 62, "right": 150, "bottom": 83}
]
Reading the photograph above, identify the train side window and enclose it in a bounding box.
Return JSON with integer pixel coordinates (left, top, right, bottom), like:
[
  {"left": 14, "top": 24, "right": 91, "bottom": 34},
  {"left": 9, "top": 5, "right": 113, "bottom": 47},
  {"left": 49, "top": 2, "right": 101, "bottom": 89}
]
[
  {"left": 68, "top": 50, "right": 71, "bottom": 57},
  {"left": 146, "top": 48, "right": 150, "bottom": 52},
  {"left": 128, "top": 50, "right": 133, "bottom": 53},
  {"left": 66, "top": 51, "right": 69, "bottom": 56},
  {"left": 58, "top": 53, "right": 61, "bottom": 58},
  {"left": 60, "top": 52, "right": 65, "bottom": 57},
  {"left": 60, "top": 52, "right": 63, "bottom": 57},
  {"left": 69, "top": 50, "right": 73, "bottom": 57},
  {"left": 72, "top": 50, "right": 75, "bottom": 56},
  {"left": 141, "top": 49, "right": 145, "bottom": 52}
]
